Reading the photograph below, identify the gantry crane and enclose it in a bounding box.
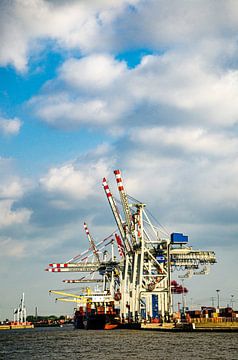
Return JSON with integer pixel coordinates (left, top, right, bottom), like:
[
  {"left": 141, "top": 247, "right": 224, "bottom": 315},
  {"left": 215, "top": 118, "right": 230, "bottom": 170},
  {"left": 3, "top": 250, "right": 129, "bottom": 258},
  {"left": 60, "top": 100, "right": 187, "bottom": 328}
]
[
  {"left": 101, "top": 169, "right": 216, "bottom": 322},
  {"left": 46, "top": 169, "right": 216, "bottom": 324}
]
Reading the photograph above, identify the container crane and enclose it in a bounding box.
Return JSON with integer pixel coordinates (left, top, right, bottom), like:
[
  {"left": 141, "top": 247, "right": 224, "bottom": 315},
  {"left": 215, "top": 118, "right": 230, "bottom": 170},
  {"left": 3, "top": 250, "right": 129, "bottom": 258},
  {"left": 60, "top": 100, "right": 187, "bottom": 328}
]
[{"left": 46, "top": 169, "right": 217, "bottom": 326}]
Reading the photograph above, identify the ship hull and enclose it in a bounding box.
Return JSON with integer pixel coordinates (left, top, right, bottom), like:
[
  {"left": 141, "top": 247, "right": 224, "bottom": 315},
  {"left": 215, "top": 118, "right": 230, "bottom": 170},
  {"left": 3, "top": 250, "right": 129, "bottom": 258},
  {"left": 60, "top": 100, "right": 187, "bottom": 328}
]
[
  {"left": 74, "top": 313, "right": 121, "bottom": 330},
  {"left": 74, "top": 313, "right": 141, "bottom": 330},
  {"left": 83, "top": 314, "right": 107, "bottom": 330}
]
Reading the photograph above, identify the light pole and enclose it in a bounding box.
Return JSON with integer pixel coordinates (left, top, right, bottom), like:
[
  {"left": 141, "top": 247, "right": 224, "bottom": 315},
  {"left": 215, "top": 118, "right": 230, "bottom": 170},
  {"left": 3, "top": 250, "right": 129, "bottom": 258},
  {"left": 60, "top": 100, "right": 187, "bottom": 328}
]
[
  {"left": 181, "top": 279, "right": 185, "bottom": 313},
  {"left": 230, "top": 295, "right": 234, "bottom": 309},
  {"left": 216, "top": 289, "right": 220, "bottom": 309}
]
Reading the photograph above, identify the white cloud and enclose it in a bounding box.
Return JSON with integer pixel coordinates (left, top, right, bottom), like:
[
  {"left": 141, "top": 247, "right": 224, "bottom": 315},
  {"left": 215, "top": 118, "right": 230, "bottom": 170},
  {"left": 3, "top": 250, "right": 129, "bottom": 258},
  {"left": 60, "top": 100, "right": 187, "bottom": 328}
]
[
  {"left": 35, "top": 95, "right": 116, "bottom": 127},
  {"left": 30, "top": 54, "right": 132, "bottom": 128},
  {"left": 3, "top": 1, "right": 238, "bottom": 130},
  {"left": 59, "top": 54, "right": 127, "bottom": 91},
  {"left": 39, "top": 150, "right": 113, "bottom": 207},
  {"left": 134, "top": 126, "right": 238, "bottom": 157},
  {"left": 0, "top": 157, "right": 30, "bottom": 199},
  {"left": 2, "top": 0, "right": 238, "bottom": 72},
  {"left": 0, "top": 0, "right": 138, "bottom": 71},
  {"left": 0, "top": 180, "right": 24, "bottom": 199},
  {"left": 30, "top": 50, "right": 238, "bottom": 130},
  {"left": 0, "top": 199, "right": 32, "bottom": 228},
  {"left": 121, "top": 1, "right": 238, "bottom": 48},
  {"left": 119, "top": 130, "right": 238, "bottom": 228},
  {"left": 0, "top": 158, "right": 32, "bottom": 228},
  {"left": 0, "top": 117, "right": 22, "bottom": 136},
  {"left": 129, "top": 53, "right": 238, "bottom": 126}
]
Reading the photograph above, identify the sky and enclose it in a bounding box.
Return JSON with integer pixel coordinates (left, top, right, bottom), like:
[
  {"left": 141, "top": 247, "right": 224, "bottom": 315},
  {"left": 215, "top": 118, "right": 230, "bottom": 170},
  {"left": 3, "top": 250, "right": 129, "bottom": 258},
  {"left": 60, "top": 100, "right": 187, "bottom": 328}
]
[{"left": 0, "top": 0, "right": 238, "bottom": 320}]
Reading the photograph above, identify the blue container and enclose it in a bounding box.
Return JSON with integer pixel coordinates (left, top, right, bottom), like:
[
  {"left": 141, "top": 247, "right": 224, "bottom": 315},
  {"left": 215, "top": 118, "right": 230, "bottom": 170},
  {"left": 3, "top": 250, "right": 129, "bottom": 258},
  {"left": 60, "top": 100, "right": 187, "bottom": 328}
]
[
  {"left": 152, "top": 294, "right": 159, "bottom": 318},
  {"left": 156, "top": 255, "right": 165, "bottom": 263},
  {"left": 171, "top": 233, "right": 188, "bottom": 244}
]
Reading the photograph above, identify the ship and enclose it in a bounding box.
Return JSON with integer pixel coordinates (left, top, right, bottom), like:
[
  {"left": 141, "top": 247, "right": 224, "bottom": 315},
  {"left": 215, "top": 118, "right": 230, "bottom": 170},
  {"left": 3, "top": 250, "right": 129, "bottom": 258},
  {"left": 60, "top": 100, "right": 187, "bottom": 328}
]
[{"left": 73, "top": 300, "right": 140, "bottom": 330}]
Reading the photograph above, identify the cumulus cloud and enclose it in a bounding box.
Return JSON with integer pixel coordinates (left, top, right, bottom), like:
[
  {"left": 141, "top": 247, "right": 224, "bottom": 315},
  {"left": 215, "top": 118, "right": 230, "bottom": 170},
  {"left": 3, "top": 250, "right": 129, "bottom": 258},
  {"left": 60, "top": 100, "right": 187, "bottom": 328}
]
[
  {"left": 33, "top": 94, "right": 119, "bottom": 128},
  {"left": 59, "top": 54, "right": 127, "bottom": 91},
  {"left": 113, "top": 129, "right": 238, "bottom": 235},
  {"left": 28, "top": 53, "right": 131, "bottom": 129},
  {"left": 3, "top": 1, "right": 238, "bottom": 130},
  {"left": 29, "top": 50, "right": 238, "bottom": 130},
  {"left": 2, "top": 0, "right": 238, "bottom": 248},
  {"left": 0, "top": 158, "right": 32, "bottom": 229},
  {"left": 39, "top": 146, "right": 113, "bottom": 207},
  {"left": 129, "top": 53, "right": 238, "bottom": 126},
  {"left": 0, "top": 180, "right": 24, "bottom": 199},
  {"left": 0, "top": 117, "right": 22, "bottom": 136},
  {"left": 0, "top": 200, "right": 31, "bottom": 228},
  {"left": 1, "top": 0, "right": 238, "bottom": 72},
  {"left": 134, "top": 126, "right": 238, "bottom": 157},
  {"left": 9, "top": 144, "right": 117, "bottom": 264},
  {"left": 0, "top": 0, "right": 138, "bottom": 71}
]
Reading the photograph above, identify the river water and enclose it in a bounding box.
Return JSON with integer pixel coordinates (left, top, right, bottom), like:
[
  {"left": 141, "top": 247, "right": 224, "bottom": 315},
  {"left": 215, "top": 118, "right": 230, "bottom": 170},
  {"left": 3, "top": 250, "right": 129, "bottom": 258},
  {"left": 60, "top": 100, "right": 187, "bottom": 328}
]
[{"left": 0, "top": 326, "right": 237, "bottom": 360}]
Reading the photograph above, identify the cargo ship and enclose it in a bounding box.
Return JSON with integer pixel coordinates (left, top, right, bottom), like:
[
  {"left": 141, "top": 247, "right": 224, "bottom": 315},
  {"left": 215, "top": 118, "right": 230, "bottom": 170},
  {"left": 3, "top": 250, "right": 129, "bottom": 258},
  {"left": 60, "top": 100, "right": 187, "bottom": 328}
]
[
  {"left": 74, "top": 301, "right": 121, "bottom": 330},
  {"left": 73, "top": 300, "right": 140, "bottom": 330}
]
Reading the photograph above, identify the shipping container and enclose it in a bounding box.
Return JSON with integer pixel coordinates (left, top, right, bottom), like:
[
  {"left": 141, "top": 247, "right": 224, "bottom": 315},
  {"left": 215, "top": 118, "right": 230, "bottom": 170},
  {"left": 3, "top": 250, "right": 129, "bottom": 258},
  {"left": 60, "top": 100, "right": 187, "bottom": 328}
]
[{"left": 171, "top": 233, "right": 189, "bottom": 244}]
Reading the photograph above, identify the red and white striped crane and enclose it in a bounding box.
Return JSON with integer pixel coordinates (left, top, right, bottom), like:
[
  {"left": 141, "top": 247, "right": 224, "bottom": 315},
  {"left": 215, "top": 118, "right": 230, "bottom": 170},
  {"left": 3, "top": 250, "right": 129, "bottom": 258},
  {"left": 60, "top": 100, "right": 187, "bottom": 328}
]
[
  {"left": 83, "top": 222, "right": 100, "bottom": 263},
  {"left": 102, "top": 177, "right": 132, "bottom": 254}
]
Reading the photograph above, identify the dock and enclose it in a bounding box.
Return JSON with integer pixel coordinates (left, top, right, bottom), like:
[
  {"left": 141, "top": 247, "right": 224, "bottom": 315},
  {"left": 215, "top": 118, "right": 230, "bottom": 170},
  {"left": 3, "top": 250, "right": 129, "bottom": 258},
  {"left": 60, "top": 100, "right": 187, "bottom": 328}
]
[{"left": 0, "top": 324, "right": 34, "bottom": 330}]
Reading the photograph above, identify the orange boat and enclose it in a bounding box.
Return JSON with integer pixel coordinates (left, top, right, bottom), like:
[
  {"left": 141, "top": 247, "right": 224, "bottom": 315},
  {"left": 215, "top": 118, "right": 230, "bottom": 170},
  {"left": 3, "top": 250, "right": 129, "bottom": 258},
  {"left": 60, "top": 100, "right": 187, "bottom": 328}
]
[{"left": 104, "top": 323, "right": 119, "bottom": 330}]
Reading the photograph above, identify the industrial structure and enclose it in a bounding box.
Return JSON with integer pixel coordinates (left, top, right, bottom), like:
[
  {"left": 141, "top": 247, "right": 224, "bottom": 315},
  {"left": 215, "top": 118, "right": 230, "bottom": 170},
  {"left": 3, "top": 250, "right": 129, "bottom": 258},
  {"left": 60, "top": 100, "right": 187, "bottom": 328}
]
[
  {"left": 46, "top": 170, "right": 216, "bottom": 328},
  {"left": 13, "top": 293, "right": 27, "bottom": 324}
]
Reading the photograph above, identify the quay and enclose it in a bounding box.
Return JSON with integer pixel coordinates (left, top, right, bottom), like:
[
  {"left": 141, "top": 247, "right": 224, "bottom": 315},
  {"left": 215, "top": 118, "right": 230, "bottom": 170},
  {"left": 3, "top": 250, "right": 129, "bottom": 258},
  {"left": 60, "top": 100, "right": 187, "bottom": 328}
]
[
  {"left": 141, "top": 318, "right": 238, "bottom": 332},
  {"left": 0, "top": 324, "right": 34, "bottom": 330}
]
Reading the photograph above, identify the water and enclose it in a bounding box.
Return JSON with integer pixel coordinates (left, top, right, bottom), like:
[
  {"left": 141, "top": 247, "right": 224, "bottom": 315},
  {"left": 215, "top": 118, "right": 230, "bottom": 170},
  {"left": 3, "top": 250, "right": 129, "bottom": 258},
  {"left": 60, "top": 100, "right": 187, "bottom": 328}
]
[{"left": 0, "top": 326, "right": 238, "bottom": 360}]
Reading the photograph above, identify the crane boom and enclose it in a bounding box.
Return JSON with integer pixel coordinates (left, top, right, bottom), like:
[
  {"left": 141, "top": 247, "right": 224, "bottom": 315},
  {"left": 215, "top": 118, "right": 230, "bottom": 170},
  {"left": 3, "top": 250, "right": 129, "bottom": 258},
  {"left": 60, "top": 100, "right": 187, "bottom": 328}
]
[
  {"left": 83, "top": 222, "right": 100, "bottom": 263},
  {"left": 115, "top": 234, "right": 125, "bottom": 258},
  {"left": 114, "top": 170, "right": 137, "bottom": 246},
  {"left": 55, "top": 297, "right": 87, "bottom": 304},
  {"left": 114, "top": 170, "right": 132, "bottom": 231},
  {"left": 63, "top": 279, "right": 103, "bottom": 283},
  {"left": 102, "top": 177, "right": 132, "bottom": 253},
  {"left": 49, "top": 290, "right": 84, "bottom": 299}
]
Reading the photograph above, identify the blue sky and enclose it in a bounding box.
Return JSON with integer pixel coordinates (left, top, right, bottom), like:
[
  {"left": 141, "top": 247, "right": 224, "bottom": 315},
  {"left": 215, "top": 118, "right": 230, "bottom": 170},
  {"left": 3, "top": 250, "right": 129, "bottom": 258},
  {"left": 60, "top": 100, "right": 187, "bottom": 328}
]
[{"left": 1, "top": 0, "right": 238, "bottom": 320}]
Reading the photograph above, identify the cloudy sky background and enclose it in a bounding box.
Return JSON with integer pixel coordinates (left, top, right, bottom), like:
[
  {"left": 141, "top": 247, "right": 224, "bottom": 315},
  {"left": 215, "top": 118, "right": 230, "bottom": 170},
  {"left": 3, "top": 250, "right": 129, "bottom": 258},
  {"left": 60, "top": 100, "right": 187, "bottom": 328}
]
[{"left": 1, "top": 0, "right": 238, "bottom": 319}]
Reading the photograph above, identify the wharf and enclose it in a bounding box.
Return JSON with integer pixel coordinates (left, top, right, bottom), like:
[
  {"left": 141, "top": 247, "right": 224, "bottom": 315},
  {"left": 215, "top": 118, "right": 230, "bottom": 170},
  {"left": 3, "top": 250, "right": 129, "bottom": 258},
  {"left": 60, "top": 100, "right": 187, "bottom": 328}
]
[
  {"left": 141, "top": 320, "right": 238, "bottom": 332},
  {"left": 141, "top": 323, "right": 175, "bottom": 331},
  {"left": 0, "top": 324, "right": 34, "bottom": 330},
  {"left": 193, "top": 321, "right": 238, "bottom": 332}
]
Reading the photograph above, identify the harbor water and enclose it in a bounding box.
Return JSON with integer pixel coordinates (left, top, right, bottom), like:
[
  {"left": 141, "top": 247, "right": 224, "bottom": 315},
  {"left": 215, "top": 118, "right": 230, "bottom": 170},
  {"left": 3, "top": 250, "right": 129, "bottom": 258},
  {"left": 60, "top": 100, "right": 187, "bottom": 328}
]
[{"left": 0, "top": 326, "right": 238, "bottom": 360}]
